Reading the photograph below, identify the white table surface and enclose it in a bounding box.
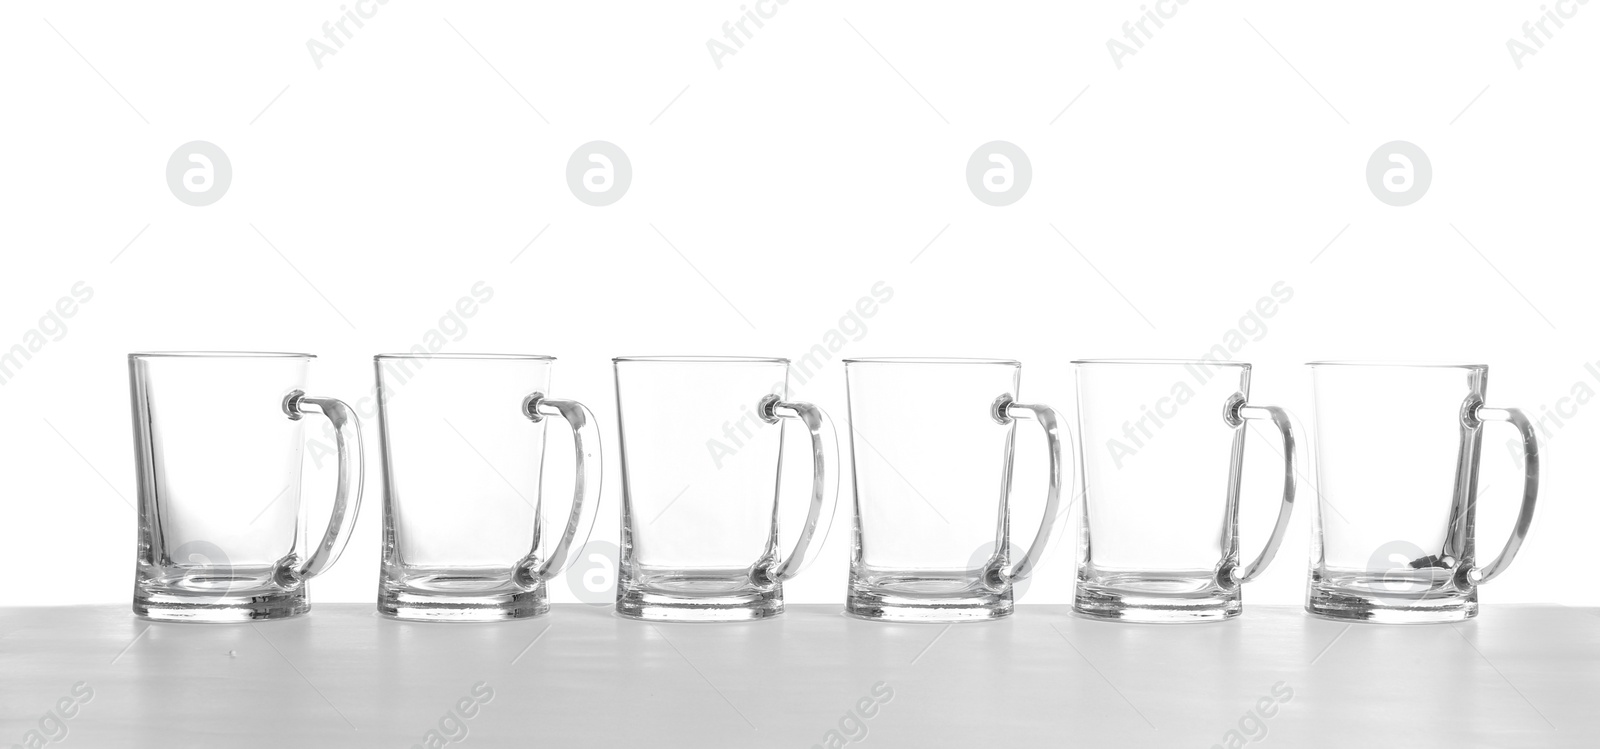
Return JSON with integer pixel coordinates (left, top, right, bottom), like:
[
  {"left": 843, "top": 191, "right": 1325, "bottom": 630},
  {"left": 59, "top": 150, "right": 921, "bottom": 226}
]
[{"left": 2, "top": 604, "right": 1596, "bottom": 748}]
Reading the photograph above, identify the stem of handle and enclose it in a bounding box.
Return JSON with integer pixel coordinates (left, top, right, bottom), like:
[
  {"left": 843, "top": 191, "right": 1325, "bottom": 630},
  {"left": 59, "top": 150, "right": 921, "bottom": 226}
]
[
  {"left": 1228, "top": 399, "right": 1296, "bottom": 585},
  {"left": 753, "top": 395, "right": 838, "bottom": 585},
  {"left": 515, "top": 393, "right": 603, "bottom": 587},
  {"left": 1469, "top": 404, "right": 1538, "bottom": 586},
  {"left": 278, "top": 391, "right": 365, "bottom": 587},
  {"left": 985, "top": 397, "right": 1066, "bottom": 590}
]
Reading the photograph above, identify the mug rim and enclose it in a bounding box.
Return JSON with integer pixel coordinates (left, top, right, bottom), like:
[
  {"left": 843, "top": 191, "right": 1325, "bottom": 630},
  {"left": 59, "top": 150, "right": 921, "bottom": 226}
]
[
  {"left": 1306, "top": 360, "right": 1487, "bottom": 370},
  {"left": 129, "top": 351, "right": 314, "bottom": 359},
  {"left": 375, "top": 352, "right": 555, "bottom": 361},
  {"left": 614, "top": 355, "right": 789, "bottom": 364},
  {"left": 1072, "top": 358, "right": 1249, "bottom": 368},
  {"left": 842, "top": 357, "right": 1020, "bottom": 366}
]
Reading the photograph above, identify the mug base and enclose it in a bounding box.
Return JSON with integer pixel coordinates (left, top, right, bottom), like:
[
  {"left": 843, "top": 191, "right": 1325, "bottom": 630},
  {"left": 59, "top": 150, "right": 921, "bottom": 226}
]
[
  {"left": 378, "top": 587, "right": 549, "bottom": 622},
  {"left": 1306, "top": 586, "right": 1477, "bottom": 624},
  {"left": 847, "top": 568, "right": 1015, "bottom": 622},
  {"left": 1074, "top": 575, "right": 1240, "bottom": 623},
  {"left": 846, "top": 590, "right": 1012, "bottom": 622},
  {"left": 134, "top": 590, "right": 308, "bottom": 622},
  {"left": 616, "top": 586, "right": 782, "bottom": 622}
]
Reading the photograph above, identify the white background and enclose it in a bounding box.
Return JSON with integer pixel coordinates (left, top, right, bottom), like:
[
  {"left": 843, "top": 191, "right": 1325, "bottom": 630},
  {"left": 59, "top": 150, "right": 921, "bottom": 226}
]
[{"left": 1, "top": 1, "right": 1595, "bottom": 609}]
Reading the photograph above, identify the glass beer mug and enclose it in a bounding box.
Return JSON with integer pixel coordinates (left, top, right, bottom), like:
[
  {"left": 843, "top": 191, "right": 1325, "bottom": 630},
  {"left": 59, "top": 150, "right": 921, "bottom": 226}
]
[
  {"left": 374, "top": 354, "right": 601, "bottom": 621},
  {"left": 129, "top": 352, "right": 364, "bottom": 621},
  {"left": 1073, "top": 359, "right": 1296, "bottom": 622},
  {"left": 844, "top": 358, "right": 1066, "bottom": 621},
  {"left": 613, "top": 357, "right": 837, "bottom": 621},
  {"left": 1306, "top": 362, "right": 1538, "bottom": 622}
]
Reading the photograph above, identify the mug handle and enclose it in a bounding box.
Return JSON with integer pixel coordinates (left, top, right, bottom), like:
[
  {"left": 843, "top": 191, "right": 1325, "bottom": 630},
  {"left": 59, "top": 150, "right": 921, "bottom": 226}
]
[
  {"left": 752, "top": 395, "right": 838, "bottom": 585},
  {"left": 1468, "top": 404, "right": 1538, "bottom": 585},
  {"left": 279, "top": 391, "right": 365, "bottom": 586},
  {"left": 1226, "top": 397, "right": 1297, "bottom": 584},
  {"left": 985, "top": 396, "right": 1066, "bottom": 588},
  {"left": 514, "top": 394, "right": 603, "bottom": 586}
]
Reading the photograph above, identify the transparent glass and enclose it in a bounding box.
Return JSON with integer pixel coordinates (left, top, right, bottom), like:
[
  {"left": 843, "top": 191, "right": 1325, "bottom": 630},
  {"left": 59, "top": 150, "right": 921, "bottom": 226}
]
[
  {"left": 613, "top": 357, "right": 838, "bottom": 621},
  {"left": 1073, "top": 360, "right": 1296, "bottom": 622},
  {"left": 1307, "top": 362, "right": 1538, "bottom": 623},
  {"left": 130, "top": 352, "right": 365, "bottom": 621},
  {"left": 845, "top": 358, "right": 1066, "bottom": 622},
  {"left": 375, "top": 354, "right": 601, "bottom": 621}
]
